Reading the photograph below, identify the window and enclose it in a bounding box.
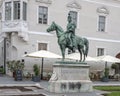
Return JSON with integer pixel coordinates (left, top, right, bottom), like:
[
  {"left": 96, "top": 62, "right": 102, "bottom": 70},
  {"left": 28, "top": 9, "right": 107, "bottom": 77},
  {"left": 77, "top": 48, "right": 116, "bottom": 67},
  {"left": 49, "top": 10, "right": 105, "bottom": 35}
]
[
  {"left": 38, "top": 43, "right": 47, "bottom": 50},
  {"left": 38, "top": 6, "right": 48, "bottom": 24},
  {"left": 23, "top": 2, "right": 27, "bottom": 20},
  {"left": 5, "top": 2, "right": 12, "bottom": 20},
  {"left": 97, "top": 48, "right": 104, "bottom": 56},
  {"left": 4, "top": 1, "right": 27, "bottom": 21},
  {"left": 69, "top": 11, "right": 77, "bottom": 26},
  {"left": 98, "top": 16, "right": 106, "bottom": 32},
  {"left": 13, "top": 1, "right": 20, "bottom": 20}
]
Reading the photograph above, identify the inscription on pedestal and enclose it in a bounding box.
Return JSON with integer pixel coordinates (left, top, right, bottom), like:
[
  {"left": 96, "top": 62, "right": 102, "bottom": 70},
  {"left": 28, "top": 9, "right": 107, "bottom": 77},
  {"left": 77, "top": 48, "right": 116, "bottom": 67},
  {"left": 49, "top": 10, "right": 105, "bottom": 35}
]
[
  {"left": 61, "top": 68, "right": 88, "bottom": 80},
  {"left": 61, "top": 83, "right": 67, "bottom": 89},
  {"left": 61, "top": 69, "right": 86, "bottom": 73},
  {"left": 61, "top": 82, "right": 82, "bottom": 91},
  {"left": 69, "top": 82, "right": 75, "bottom": 90},
  {"left": 76, "top": 82, "right": 81, "bottom": 89},
  {"left": 69, "top": 82, "right": 81, "bottom": 90}
]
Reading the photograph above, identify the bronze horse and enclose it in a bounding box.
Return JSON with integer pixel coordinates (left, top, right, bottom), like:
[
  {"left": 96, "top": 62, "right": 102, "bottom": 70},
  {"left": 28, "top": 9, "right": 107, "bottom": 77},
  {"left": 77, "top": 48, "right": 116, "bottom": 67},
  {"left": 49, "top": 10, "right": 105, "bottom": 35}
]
[{"left": 47, "top": 22, "right": 89, "bottom": 62}]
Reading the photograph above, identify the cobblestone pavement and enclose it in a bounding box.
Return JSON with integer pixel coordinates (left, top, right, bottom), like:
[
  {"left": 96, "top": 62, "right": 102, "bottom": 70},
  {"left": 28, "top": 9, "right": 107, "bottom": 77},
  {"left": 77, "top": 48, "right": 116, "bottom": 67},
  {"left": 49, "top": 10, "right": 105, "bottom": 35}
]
[{"left": 0, "top": 75, "right": 119, "bottom": 96}]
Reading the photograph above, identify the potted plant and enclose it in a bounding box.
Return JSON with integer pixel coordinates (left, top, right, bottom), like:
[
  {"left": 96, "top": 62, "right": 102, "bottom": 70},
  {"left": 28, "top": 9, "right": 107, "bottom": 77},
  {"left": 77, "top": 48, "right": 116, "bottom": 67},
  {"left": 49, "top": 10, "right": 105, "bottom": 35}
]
[
  {"left": 7, "top": 60, "right": 16, "bottom": 77},
  {"left": 111, "top": 63, "right": 120, "bottom": 81},
  {"left": 111, "top": 63, "right": 119, "bottom": 74},
  {"left": 0, "top": 66, "right": 4, "bottom": 76},
  {"left": 7, "top": 60, "right": 24, "bottom": 79},
  {"left": 101, "top": 67, "right": 109, "bottom": 82},
  {"left": 32, "top": 64, "right": 40, "bottom": 82}
]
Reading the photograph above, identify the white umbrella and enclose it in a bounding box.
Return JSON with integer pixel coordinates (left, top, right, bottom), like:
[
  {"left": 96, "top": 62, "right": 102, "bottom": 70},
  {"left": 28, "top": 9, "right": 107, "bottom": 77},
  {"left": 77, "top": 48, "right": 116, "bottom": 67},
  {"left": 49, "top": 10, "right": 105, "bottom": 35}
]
[
  {"left": 24, "top": 50, "right": 62, "bottom": 79},
  {"left": 95, "top": 55, "right": 120, "bottom": 73},
  {"left": 65, "top": 52, "right": 97, "bottom": 61},
  {"left": 95, "top": 55, "right": 120, "bottom": 63},
  {"left": 25, "top": 50, "right": 62, "bottom": 59}
]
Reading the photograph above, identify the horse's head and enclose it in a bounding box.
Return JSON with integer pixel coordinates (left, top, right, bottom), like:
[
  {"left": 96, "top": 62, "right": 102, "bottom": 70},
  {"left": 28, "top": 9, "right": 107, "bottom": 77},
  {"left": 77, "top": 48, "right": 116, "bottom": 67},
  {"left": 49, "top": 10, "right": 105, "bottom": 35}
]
[{"left": 47, "top": 21, "right": 56, "bottom": 32}]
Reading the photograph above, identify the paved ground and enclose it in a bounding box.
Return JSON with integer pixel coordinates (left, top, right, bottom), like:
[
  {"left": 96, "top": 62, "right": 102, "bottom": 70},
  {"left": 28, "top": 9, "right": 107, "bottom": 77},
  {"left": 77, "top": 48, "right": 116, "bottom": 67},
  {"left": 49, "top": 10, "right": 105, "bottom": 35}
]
[{"left": 0, "top": 75, "right": 119, "bottom": 96}]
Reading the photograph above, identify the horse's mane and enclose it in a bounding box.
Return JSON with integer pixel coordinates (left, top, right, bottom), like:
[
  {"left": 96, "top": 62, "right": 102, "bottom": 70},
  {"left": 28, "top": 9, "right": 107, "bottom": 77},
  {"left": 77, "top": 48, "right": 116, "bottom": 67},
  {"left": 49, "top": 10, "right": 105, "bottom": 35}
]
[{"left": 54, "top": 22, "right": 65, "bottom": 33}]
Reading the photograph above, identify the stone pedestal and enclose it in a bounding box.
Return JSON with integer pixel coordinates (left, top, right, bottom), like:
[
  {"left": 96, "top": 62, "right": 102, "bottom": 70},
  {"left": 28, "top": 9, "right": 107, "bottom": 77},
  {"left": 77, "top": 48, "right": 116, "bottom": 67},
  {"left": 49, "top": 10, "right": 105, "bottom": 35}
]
[{"left": 48, "top": 62, "right": 93, "bottom": 93}]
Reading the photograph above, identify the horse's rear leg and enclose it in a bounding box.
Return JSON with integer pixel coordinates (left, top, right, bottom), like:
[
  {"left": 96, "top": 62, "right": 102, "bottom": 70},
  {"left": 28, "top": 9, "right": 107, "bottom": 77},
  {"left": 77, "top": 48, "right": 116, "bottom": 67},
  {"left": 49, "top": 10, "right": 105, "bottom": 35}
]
[
  {"left": 78, "top": 48, "right": 82, "bottom": 62},
  {"left": 82, "top": 48, "right": 85, "bottom": 62},
  {"left": 62, "top": 51, "right": 65, "bottom": 61},
  {"left": 79, "top": 50, "right": 82, "bottom": 62}
]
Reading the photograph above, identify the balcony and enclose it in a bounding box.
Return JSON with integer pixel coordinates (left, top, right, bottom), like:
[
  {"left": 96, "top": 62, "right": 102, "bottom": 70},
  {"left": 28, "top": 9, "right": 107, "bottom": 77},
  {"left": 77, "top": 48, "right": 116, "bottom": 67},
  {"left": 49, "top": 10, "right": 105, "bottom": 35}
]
[
  {"left": 2, "top": 20, "right": 28, "bottom": 32},
  {"left": 2, "top": 20, "right": 29, "bottom": 41}
]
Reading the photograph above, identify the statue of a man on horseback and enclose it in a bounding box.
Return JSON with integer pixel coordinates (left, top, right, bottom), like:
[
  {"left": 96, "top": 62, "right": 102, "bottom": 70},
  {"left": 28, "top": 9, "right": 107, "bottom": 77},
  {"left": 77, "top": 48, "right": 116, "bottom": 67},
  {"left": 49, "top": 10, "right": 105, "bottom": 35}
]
[
  {"left": 65, "top": 13, "right": 76, "bottom": 51},
  {"left": 47, "top": 12, "right": 89, "bottom": 62}
]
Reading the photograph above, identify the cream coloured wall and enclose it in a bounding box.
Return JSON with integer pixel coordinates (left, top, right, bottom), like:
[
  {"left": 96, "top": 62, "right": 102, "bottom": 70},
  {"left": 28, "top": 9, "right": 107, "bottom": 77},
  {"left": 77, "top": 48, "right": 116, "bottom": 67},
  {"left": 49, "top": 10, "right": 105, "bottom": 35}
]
[{"left": 0, "top": 0, "right": 120, "bottom": 73}]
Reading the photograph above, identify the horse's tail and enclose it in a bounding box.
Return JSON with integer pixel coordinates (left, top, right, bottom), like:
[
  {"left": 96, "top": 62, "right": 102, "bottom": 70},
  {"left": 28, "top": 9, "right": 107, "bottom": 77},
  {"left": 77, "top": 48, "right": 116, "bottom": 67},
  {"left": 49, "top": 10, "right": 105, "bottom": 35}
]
[{"left": 83, "top": 38, "right": 89, "bottom": 57}]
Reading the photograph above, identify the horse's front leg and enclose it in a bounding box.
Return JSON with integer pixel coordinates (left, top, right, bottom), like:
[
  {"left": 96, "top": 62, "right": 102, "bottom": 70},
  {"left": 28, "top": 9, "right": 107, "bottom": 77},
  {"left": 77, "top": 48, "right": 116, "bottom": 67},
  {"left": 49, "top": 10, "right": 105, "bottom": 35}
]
[
  {"left": 60, "top": 45, "right": 65, "bottom": 61},
  {"left": 79, "top": 50, "right": 82, "bottom": 62}
]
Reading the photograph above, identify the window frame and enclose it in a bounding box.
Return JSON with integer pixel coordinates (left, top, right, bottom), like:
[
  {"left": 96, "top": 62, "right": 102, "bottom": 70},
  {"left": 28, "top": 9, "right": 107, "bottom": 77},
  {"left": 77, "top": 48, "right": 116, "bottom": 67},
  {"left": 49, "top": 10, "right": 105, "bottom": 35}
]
[
  {"left": 5, "top": 2, "right": 12, "bottom": 20},
  {"left": 69, "top": 11, "right": 78, "bottom": 27},
  {"left": 13, "top": 1, "right": 20, "bottom": 20},
  {"left": 38, "top": 6, "right": 48, "bottom": 24},
  {"left": 23, "top": 1, "right": 27, "bottom": 21},
  {"left": 97, "top": 48, "right": 105, "bottom": 56},
  {"left": 38, "top": 43, "right": 48, "bottom": 51},
  {"left": 4, "top": 0, "right": 27, "bottom": 21},
  {"left": 98, "top": 15, "right": 106, "bottom": 32}
]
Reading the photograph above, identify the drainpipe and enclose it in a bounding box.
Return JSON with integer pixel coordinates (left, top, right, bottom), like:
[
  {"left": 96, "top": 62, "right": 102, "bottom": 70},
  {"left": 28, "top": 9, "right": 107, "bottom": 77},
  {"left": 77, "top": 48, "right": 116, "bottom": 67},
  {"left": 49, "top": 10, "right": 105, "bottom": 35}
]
[{"left": 4, "top": 37, "right": 6, "bottom": 74}]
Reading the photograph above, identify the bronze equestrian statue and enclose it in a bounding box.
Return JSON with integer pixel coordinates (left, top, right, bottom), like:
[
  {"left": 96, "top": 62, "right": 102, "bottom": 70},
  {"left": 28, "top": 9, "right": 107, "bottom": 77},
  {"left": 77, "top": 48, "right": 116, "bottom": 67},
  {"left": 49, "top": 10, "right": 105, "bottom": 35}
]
[{"left": 47, "top": 13, "right": 89, "bottom": 62}]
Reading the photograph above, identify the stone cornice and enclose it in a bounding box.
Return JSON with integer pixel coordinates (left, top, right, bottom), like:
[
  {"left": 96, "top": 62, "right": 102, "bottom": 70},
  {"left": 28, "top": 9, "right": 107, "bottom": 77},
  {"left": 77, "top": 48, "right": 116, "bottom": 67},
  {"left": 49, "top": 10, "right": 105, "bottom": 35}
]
[
  {"left": 105, "top": 0, "right": 120, "bottom": 3},
  {"left": 35, "top": 0, "right": 52, "bottom": 4},
  {"left": 85, "top": 0, "right": 120, "bottom": 4},
  {"left": 111, "top": 0, "right": 120, "bottom": 2}
]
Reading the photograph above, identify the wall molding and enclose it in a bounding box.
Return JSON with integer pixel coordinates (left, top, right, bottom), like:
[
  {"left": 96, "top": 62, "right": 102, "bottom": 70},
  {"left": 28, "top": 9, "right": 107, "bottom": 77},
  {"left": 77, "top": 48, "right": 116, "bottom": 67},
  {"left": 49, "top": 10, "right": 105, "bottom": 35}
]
[
  {"left": 83, "top": 0, "right": 120, "bottom": 8},
  {"left": 35, "top": 0, "right": 52, "bottom": 4},
  {"left": 66, "top": 0, "right": 81, "bottom": 9},
  {"left": 29, "top": 31, "right": 53, "bottom": 36},
  {"left": 85, "top": 36, "right": 120, "bottom": 43},
  {"left": 97, "top": 6, "right": 109, "bottom": 14}
]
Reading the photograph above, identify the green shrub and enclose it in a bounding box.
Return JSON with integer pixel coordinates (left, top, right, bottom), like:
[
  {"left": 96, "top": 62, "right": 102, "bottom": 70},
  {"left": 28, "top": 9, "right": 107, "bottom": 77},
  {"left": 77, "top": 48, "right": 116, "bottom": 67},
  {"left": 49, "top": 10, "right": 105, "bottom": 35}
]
[
  {"left": 104, "top": 67, "right": 109, "bottom": 78},
  {"left": 7, "top": 60, "right": 24, "bottom": 72},
  {"left": 111, "top": 63, "right": 119, "bottom": 74},
  {"left": 0, "top": 67, "right": 4, "bottom": 74},
  {"left": 33, "top": 64, "right": 40, "bottom": 76}
]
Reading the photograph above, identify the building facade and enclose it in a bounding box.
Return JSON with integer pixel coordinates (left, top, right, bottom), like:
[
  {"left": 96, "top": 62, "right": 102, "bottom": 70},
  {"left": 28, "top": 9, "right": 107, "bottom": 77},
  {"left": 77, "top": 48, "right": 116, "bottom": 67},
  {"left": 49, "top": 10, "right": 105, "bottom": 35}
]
[{"left": 0, "top": 0, "right": 120, "bottom": 74}]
